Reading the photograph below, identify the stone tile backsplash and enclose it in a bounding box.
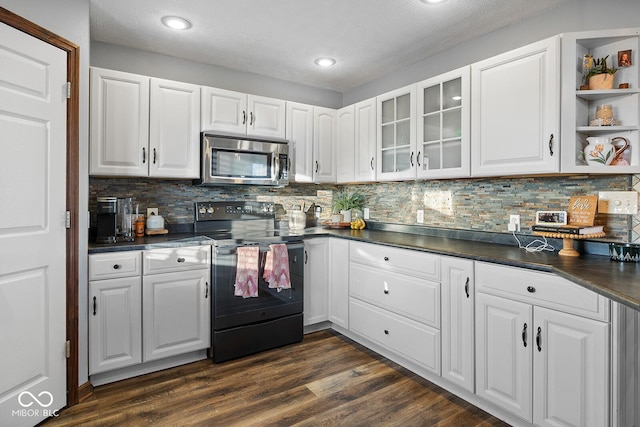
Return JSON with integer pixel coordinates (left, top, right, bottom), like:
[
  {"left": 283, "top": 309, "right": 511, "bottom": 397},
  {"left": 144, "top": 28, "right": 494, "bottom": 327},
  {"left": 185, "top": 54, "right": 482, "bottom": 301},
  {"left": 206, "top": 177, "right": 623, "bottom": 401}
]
[{"left": 90, "top": 173, "right": 638, "bottom": 242}]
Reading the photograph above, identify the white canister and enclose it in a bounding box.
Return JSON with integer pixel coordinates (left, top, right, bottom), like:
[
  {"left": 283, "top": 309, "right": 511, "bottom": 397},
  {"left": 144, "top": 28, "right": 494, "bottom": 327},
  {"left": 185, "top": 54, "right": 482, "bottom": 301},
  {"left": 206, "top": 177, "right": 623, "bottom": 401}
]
[
  {"left": 341, "top": 210, "right": 352, "bottom": 223},
  {"left": 289, "top": 208, "right": 306, "bottom": 230},
  {"left": 146, "top": 214, "right": 164, "bottom": 230}
]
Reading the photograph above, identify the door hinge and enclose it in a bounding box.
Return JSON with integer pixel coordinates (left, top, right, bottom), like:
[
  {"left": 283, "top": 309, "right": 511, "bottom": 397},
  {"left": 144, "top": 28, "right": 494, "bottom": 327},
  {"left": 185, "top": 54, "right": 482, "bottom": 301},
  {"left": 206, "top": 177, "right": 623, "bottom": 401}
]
[
  {"left": 66, "top": 82, "right": 71, "bottom": 99},
  {"left": 65, "top": 340, "right": 71, "bottom": 358},
  {"left": 65, "top": 211, "right": 71, "bottom": 229}
]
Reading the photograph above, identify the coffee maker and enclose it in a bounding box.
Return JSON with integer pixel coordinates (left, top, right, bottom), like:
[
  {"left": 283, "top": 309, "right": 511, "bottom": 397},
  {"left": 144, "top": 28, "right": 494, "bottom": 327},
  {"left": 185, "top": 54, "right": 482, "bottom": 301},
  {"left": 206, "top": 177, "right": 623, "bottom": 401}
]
[{"left": 95, "top": 197, "right": 117, "bottom": 243}]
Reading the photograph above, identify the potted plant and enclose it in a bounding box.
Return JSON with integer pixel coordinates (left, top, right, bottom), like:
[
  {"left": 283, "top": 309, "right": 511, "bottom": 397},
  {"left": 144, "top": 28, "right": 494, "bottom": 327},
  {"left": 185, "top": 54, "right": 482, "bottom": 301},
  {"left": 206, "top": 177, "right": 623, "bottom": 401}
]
[
  {"left": 585, "top": 55, "right": 617, "bottom": 90},
  {"left": 332, "top": 190, "right": 365, "bottom": 223}
]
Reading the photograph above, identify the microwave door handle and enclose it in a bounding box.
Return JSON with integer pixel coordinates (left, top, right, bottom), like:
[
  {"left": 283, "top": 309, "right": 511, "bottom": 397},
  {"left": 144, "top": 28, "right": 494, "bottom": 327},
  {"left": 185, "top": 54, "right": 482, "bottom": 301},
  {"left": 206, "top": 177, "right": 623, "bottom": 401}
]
[{"left": 274, "top": 154, "right": 281, "bottom": 180}]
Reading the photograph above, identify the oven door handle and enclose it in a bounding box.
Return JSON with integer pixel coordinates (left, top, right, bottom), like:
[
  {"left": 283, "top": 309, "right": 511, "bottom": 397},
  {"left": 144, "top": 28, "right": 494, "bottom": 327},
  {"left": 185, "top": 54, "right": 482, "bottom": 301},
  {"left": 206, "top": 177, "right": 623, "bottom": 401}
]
[{"left": 216, "top": 242, "right": 304, "bottom": 256}]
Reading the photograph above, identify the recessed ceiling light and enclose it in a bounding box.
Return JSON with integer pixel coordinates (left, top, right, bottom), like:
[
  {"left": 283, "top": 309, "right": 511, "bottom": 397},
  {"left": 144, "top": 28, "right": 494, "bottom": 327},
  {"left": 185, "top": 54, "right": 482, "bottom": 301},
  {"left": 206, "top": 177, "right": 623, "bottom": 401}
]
[
  {"left": 161, "top": 16, "right": 192, "bottom": 30},
  {"left": 315, "top": 57, "right": 336, "bottom": 67}
]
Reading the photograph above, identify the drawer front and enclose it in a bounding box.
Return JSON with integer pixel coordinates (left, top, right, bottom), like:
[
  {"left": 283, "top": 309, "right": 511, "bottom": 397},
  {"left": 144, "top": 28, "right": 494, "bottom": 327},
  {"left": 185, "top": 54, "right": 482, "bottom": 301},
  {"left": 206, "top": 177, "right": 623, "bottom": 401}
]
[
  {"left": 144, "top": 245, "right": 211, "bottom": 275},
  {"left": 350, "top": 298, "right": 440, "bottom": 374},
  {"left": 89, "top": 251, "right": 142, "bottom": 280},
  {"left": 475, "top": 262, "right": 609, "bottom": 322},
  {"left": 350, "top": 241, "right": 440, "bottom": 281},
  {"left": 350, "top": 262, "right": 440, "bottom": 328}
]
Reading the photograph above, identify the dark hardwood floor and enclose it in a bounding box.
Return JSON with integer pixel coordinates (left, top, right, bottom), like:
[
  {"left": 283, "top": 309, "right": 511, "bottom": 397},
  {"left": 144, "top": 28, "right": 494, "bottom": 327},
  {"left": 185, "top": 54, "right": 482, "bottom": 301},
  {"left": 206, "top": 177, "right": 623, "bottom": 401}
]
[{"left": 45, "top": 331, "right": 510, "bottom": 426}]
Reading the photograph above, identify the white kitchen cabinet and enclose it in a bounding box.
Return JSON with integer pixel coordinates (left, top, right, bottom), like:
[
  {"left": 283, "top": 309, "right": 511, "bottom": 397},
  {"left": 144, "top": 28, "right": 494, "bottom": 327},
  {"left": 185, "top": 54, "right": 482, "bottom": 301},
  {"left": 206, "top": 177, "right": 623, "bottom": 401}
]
[
  {"left": 89, "top": 251, "right": 143, "bottom": 375},
  {"left": 336, "top": 105, "right": 355, "bottom": 183},
  {"left": 328, "top": 238, "right": 349, "bottom": 329},
  {"left": 348, "top": 241, "right": 441, "bottom": 374},
  {"left": 354, "top": 98, "right": 377, "bottom": 182},
  {"left": 560, "top": 28, "right": 640, "bottom": 174},
  {"left": 313, "top": 107, "right": 337, "bottom": 183},
  {"left": 149, "top": 78, "right": 201, "bottom": 178},
  {"left": 90, "top": 67, "right": 201, "bottom": 178},
  {"left": 376, "top": 84, "right": 417, "bottom": 181},
  {"left": 304, "top": 238, "right": 329, "bottom": 326},
  {"left": 286, "top": 101, "right": 314, "bottom": 182},
  {"left": 471, "top": 36, "right": 560, "bottom": 177},
  {"left": 201, "top": 86, "right": 286, "bottom": 139},
  {"left": 142, "top": 269, "right": 211, "bottom": 361},
  {"left": 475, "top": 262, "right": 610, "bottom": 426},
  {"left": 440, "top": 256, "right": 475, "bottom": 393},
  {"left": 90, "top": 67, "right": 149, "bottom": 176},
  {"left": 416, "top": 66, "right": 471, "bottom": 179}
]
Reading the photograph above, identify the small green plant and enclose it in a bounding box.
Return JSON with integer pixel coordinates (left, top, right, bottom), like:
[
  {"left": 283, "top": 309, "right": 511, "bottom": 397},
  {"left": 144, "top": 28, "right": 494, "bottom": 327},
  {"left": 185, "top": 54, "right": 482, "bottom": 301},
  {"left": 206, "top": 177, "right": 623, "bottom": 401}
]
[
  {"left": 332, "top": 190, "right": 365, "bottom": 213},
  {"left": 584, "top": 55, "right": 617, "bottom": 83}
]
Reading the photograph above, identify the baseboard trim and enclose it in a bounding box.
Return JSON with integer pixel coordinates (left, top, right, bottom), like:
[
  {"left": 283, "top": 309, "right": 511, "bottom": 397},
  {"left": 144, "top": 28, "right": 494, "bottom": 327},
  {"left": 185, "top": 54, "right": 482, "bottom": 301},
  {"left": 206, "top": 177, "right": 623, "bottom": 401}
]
[{"left": 77, "top": 381, "right": 94, "bottom": 403}]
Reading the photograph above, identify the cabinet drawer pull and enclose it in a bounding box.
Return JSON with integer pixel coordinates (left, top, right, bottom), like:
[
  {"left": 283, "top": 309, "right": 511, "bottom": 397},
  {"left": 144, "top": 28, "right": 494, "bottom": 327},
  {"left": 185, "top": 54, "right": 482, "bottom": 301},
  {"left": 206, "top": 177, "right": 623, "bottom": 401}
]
[
  {"left": 527, "top": 286, "right": 536, "bottom": 293},
  {"left": 177, "top": 257, "right": 186, "bottom": 263},
  {"left": 383, "top": 256, "right": 389, "bottom": 261},
  {"left": 384, "top": 329, "right": 389, "bottom": 335},
  {"left": 465, "top": 277, "right": 470, "bottom": 298},
  {"left": 522, "top": 323, "right": 527, "bottom": 347},
  {"left": 536, "top": 327, "right": 542, "bottom": 352},
  {"left": 548, "top": 134, "right": 554, "bottom": 156},
  {"left": 93, "top": 296, "right": 97, "bottom": 316},
  {"left": 383, "top": 289, "right": 389, "bottom": 294},
  {"left": 112, "top": 264, "right": 121, "bottom": 270}
]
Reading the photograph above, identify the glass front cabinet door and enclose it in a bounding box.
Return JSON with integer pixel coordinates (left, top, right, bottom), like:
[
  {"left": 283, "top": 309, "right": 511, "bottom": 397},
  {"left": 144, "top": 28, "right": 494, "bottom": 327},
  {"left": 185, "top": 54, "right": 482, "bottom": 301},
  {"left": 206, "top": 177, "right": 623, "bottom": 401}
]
[{"left": 416, "top": 67, "right": 471, "bottom": 179}]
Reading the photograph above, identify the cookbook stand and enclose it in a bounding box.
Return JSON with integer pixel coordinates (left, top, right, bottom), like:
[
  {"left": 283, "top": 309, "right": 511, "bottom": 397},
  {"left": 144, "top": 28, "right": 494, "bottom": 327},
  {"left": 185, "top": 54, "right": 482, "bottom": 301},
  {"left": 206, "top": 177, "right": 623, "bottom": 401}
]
[{"left": 533, "top": 231, "right": 606, "bottom": 257}]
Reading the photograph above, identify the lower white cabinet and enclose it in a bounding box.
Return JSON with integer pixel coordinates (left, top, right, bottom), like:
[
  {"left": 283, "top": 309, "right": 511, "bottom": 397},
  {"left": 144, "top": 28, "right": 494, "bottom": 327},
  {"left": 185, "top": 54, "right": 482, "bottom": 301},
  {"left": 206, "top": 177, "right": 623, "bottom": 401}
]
[
  {"left": 304, "top": 238, "right": 329, "bottom": 326},
  {"left": 475, "top": 262, "right": 610, "bottom": 427},
  {"left": 441, "top": 256, "right": 475, "bottom": 393},
  {"left": 328, "top": 238, "right": 349, "bottom": 329}
]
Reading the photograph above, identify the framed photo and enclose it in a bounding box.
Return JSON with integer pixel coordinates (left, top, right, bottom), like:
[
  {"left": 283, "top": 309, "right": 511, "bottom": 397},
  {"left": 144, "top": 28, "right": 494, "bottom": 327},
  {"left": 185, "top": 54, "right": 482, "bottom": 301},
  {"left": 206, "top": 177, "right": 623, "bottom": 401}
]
[
  {"left": 535, "top": 210, "right": 567, "bottom": 226},
  {"left": 618, "top": 49, "right": 632, "bottom": 67}
]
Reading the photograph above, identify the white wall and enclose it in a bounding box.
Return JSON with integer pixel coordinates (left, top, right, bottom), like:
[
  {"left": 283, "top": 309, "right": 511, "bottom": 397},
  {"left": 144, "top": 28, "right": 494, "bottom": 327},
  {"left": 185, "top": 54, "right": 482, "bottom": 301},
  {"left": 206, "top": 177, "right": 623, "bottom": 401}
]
[
  {"left": 91, "top": 41, "right": 343, "bottom": 109},
  {"left": 343, "top": 0, "right": 640, "bottom": 105},
  {"left": 0, "top": 0, "right": 91, "bottom": 386}
]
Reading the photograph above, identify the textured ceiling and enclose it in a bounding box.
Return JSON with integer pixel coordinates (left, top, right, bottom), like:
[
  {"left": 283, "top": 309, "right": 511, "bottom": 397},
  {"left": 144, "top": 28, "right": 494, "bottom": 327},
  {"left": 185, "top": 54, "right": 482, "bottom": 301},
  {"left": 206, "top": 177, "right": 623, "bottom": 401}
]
[{"left": 89, "top": 0, "right": 564, "bottom": 92}]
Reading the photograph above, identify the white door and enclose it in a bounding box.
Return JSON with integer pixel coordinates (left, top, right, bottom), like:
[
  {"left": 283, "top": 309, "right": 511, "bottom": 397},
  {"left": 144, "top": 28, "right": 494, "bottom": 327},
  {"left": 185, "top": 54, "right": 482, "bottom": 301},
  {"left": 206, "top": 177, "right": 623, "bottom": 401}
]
[
  {"left": 149, "top": 78, "right": 200, "bottom": 179},
  {"left": 336, "top": 105, "right": 355, "bottom": 183},
  {"left": 354, "top": 98, "right": 377, "bottom": 182},
  {"left": 303, "top": 238, "right": 329, "bottom": 326},
  {"left": 328, "top": 238, "right": 349, "bottom": 329},
  {"left": 247, "top": 94, "right": 286, "bottom": 139},
  {"left": 313, "top": 107, "right": 337, "bottom": 183},
  {"left": 286, "top": 102, "right": 314, "bottom": 183},
  {"left": 441, "top": 257, "right": 475, "bottom": 393},
  {"left": 200, "top": 86, "right": 247, "bottom": 134},
  {"left": 476, "top": 292, "right": 533, "bottom": 422},
  {"left": 0, "top": 22, "right": 67, "bottom": 425},
  {"left": 533, "top": 306, "right": 610, "bottom": 427}
]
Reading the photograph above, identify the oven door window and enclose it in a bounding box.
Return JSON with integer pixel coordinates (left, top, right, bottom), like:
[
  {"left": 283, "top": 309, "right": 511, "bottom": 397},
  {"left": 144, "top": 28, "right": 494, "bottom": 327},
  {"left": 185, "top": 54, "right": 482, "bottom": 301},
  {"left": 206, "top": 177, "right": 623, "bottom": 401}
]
[{"left": 211, "top": 149, "right": 271, "bottom": 179}]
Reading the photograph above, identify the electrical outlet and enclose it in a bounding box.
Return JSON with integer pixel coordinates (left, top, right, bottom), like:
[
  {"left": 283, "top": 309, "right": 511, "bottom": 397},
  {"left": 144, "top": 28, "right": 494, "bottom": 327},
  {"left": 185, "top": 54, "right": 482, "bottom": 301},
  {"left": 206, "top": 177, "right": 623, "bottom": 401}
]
[
  {"left": 417, "top": 209, "right": 425, "bottom": 224},
  {"left": 363, "top": 207, "right": 370, "bottom": 220},
  {"left": 509, "top": 214, "right": 520, "bottom": 232},
  {"left": 598, "top": 191, "right": 638, "bottom": 214},
  {"left": 147, "top": 207, "right": 158, "bottom": 217}
]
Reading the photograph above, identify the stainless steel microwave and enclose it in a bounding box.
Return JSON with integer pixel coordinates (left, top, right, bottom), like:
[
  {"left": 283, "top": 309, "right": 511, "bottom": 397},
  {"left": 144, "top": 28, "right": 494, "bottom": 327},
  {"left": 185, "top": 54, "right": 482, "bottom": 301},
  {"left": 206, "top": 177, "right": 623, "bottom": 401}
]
[{"left": 195, "top": 133, "right": 289, "bottom": 186}]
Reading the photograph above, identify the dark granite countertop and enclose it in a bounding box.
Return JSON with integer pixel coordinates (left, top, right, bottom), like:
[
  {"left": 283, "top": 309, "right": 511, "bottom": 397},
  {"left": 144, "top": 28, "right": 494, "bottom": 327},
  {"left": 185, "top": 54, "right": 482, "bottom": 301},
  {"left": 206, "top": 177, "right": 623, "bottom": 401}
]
[{"left": 89, "top": 225, "right": 640, "bottom": 312}]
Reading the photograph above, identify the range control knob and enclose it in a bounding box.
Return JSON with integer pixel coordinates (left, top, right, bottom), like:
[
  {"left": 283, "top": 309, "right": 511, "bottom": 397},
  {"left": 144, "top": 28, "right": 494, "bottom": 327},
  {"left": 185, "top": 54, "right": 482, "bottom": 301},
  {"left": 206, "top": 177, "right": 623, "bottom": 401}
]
[
  {"left": 198, "top": 207, "right": 206, "bottom": 214},
  {"left": 207, "top": 207, "right": 214, "bottom": 214}
]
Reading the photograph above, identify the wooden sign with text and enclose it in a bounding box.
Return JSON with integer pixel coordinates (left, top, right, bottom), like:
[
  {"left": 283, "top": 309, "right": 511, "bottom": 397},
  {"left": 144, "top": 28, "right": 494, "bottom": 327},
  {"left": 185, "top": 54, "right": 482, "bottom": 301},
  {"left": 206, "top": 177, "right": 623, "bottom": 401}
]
[{"left": 567, "top": 195, "right": 598, "bottom": 226}]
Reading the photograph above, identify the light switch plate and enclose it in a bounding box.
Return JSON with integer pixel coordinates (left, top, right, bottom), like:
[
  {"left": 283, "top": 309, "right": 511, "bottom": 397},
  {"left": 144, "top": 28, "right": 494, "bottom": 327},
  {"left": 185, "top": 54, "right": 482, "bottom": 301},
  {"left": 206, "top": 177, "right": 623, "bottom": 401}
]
[
  {"left": 363, "top": 207, "right": 370, "bottom": 220},
  {"left": 147, "top": 207, "right": 159, "bottom": 217},
  {"left": 598, "top": 191, "right": 638, "bottom": 214},
  {"left": 417, "top": 209, "right": 424, "bottom": 224}
]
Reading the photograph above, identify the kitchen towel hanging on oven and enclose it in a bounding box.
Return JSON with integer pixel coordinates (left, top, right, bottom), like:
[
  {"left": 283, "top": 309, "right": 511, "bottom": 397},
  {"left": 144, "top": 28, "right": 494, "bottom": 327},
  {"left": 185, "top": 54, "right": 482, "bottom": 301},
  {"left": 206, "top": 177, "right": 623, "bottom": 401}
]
[
  {"left": 263, "top": 244, "right": 291, "bottom": 292},
  {"left": 235, "top": 246, "right": 259, "bottom": 298}
]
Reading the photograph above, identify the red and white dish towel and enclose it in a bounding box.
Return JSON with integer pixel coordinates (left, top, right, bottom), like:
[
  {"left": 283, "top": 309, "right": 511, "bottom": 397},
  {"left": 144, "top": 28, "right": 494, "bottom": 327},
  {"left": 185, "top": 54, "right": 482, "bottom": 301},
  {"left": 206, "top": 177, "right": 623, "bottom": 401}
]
[
  {"left": 263, "top": 243, "right": 291, "bottom": 292},
  {"left": 234, "top": 246, "right": 259, "bottom": 298}
]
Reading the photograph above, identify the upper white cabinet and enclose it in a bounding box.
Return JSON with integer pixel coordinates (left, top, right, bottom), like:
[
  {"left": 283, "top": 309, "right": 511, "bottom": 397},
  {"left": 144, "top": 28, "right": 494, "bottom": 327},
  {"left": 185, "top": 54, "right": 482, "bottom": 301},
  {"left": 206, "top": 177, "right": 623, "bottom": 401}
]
[
  {"left": 286, "top": 101, "right": 315, "bottom": 182},
  {"left": 354, "top": 98, "right": 377, "bottom": 182},
  {"left": 90, "top": 67, "right": 200, "bottom": 178},
  {"left": 377, "top": 84, "right": 417, "bottom": 181},
  {"left": 471, "top": 37, "right": 560, "bottom": 177},
  {"left": 313, "top": 106, "right": 337, "bottom": 183},
  {"left": 201, "top": 86, "right": 286, "bottom": 139},
  {"left": 416, "top": 66, "right": 471, "bottom": 179},
  {"left": 336, "top": 105, "right": 355, "bottom": 183},
  {"left": 561, "top": 28, "right": 640, "bottom": 174}
]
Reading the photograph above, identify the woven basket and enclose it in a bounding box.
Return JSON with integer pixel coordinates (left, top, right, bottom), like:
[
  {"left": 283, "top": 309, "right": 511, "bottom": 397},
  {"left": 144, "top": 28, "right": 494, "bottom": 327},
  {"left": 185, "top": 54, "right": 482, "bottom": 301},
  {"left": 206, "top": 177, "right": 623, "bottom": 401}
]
[{"left": 588, "top": 73, "right": 615, "bottom": 90}]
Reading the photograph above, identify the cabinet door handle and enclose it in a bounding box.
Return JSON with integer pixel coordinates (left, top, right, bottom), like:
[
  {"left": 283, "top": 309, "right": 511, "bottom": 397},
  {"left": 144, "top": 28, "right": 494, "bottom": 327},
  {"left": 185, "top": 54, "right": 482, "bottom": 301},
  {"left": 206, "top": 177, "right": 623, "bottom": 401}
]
[
  {"left": 315, "top": 160, "right": 319, "bottom": 174},
  {"left": 153, "top": 148, "right": 157, "bottom": 164},
  {"left": 370, "top": 157, "right": 374, "bottom": 171},
  {"left": 548, "top": 134, "right": 554, "bottom": 156},
  {"left": 522, "top": 323, "right": 527, "bottom": 347},
  {"left": 250, "top": 111, "right": 254, "bottom": 126},
  {"left": 242, "top": 110, "right": 246, "bottom": 125},
  {"left": 383, "top": 289, "right": 389, "bottom": 294},
  {"left": 536, "top": 326, "right": 542, "bottom": 352},
  {"left": 383, "top": 256, "right": 389, "bottom": 261},
  {"left": 527, "top": 286, "right": 536, "bottom": 293},
  {"left": 113, "top": 264, "right": 121, "bottom": 270},
  {"left": 410, "top": 151, "right": 414, "bottom": 167},
  {"left": 464, "top": 277, "right": 470, "bottom": 298},
  {"left": 177, "top": 257, "right": 186, "bottom": 263},
  {"left": 93, "top": 296, "right": 97, "bottom": 316},
  {"left": 205, "top": 282, "right": 209, "bottom": 299},
  {"left": 304, "top": 250, "right": 308, "bottom": 264},
  {"left": 142, "top": 147, "right": 146, "bottom": 164},
  {"left": 416, "top": 151, "right": 421, "bottom": 168}
]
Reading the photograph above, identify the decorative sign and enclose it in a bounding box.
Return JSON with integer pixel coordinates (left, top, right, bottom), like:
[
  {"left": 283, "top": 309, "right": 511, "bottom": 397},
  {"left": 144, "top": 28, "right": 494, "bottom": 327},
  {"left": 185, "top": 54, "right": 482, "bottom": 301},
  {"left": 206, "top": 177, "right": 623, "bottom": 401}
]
[{"left": 567, "top": 195, "right": 598, "bottom": 226}]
